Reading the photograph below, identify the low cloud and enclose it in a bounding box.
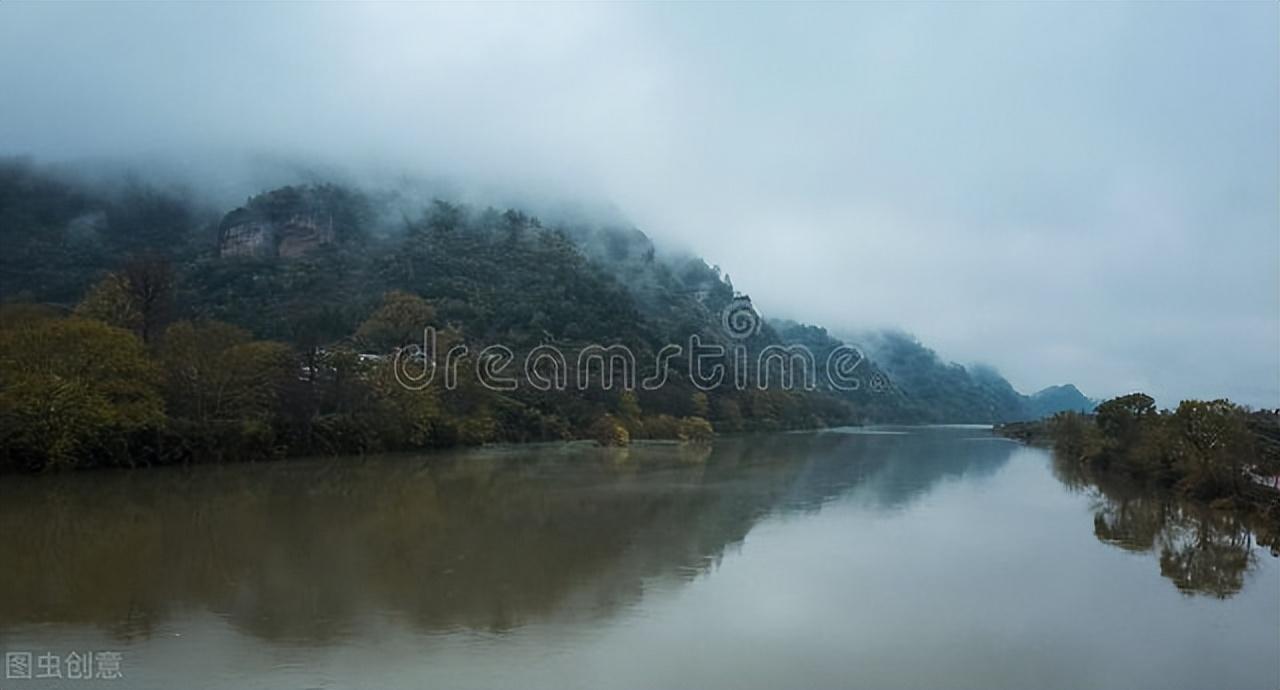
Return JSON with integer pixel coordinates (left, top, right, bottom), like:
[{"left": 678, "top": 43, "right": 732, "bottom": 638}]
[{"left": 1, "top": 2, "right": 1275, "bottom": 406}]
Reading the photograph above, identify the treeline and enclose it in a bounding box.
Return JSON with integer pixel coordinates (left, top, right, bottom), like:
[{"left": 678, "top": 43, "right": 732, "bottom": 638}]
[
  {"left": 3, "top": 257, "right": 864, "bottom": 472},
  {"left": 1002, "top": 393, "right": 1280, "bottom": 515},
  {"left": 0, "top": 288, "right": 723, "bottom": 472}
]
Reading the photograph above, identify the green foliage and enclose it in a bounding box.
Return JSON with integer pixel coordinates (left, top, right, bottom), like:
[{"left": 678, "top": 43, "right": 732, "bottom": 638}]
[
  {"left": 850, "top": 330, "right": 1024, "bottom": 422},
  {"left": 690, "top": 391, "right": 709, "bottom": 418},
  {"left": 355, "top": 290, "right": 436, "bottom": 352},
  {"left": 157, "top": 320, "right": 293, "bottom": 425},
  {"left": 0, "top": 159, "right": 104, "bottom": 303},
  {"left": 832, "top": 328, "right": 1094, "bottom": 423},
  {"left": 76, "top": 273, "right": 143, "bottom": 334},
  {"left": 179, "top": 247, "right": 376, "bottom": 343},
  {"left": 1047, "top": 411, "right": 1104, "bottom": 462},
  {"left": 677, "top": 416, "right": 715, "bottom": 443},
  {"left": 0, "top": 159, "right": 209, "bottom": 304},
  {"left": 75, "top": 255, "right": 175, "bottom": 344},
  {"left": 1041, "top": 393, "right": 1271, "bottom": 507},
  {"left": 238, "top": 183, "right": 371, "bottom": 244},
  {"left": 1095, "top": 393, "right": 1157, "bottom": 452},
  {"left": 365, "top": 360, "right": 443, "bottom": 447},
  {"left": 617, "top": 391, "right": 642, "bottom": 425},
  {"left": 1171, "top": 400, "right": 1253, "bottom": 498},
  {"left": 104, "top": 182, "right": 201, "bottom": 256},
  {"left": 589, "top": 415, "right": 631, "bottom": 447},
  {"left": 2, "top": 167, "right": 877, "bottom": 461},
  {"left": 0, "top": 302, "right": 63, "bottom": 330},
  {"left": 0, "top": 317, "right": 164, "bottom": 470},
  {"left": 388, "top": 201, "right": 645, "bottom": 347},
  {"left": 0, "top": 165, "right": 1114, "bottom": 471},
  {"left": 637, "top": 414, "right": 681, "bottom": 439}
]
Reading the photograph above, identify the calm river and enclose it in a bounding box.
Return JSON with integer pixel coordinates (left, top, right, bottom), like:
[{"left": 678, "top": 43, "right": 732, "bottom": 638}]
[{"left": 0, "top": 426, "right": 1275, "bottom": 689}]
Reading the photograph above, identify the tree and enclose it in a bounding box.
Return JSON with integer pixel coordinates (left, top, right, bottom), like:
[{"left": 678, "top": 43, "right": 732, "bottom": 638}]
[
  {"left": 104, "top": 183, "right": 195, "bottom": 255},
  {"left": 1172, "top": 399, "right": 1251, "bottom": 497},
  {"left": 121, "top": 255, "right": 175, "bottom": 343},
  {"left": 618, "top": 391, "right": 642, "bottom": 423},
  {"left": 1048, "top": 411, "right": 1104, "bottom": 463},
  {"left": 0, "top": 317, "right": 163, "bottom": 469},
  {"left": 589, "top": 415, "right": 630, "bottom": 447},
  {"left": 355, "top": 290, "right": 436, "bottom": 352},
  {"left": 76, "top": 272, "right": 141, "bottom": 334},
  {"left": 0, "top": 302, "right": 63, "bottom": 330},
  {"left": 156, "top": 320, "right": 293, "bottom": 425},
  {"left": 690, "top": 391, "right": 710, "bottom": 418},
  {"left": 366, "top": 359, "right": 443, "bottom": 448},
  {"left": 76, "top": 255, "right": 174, "bottom": 343},
  {"left": 678, "top": 416, "right": 715, "bottom": 443},
  {"left": 713, "top": 397, "right": 745, "bottom": 432},
  {"left": 1095, "top": 393, "right": 1157, "bottom": 453}
]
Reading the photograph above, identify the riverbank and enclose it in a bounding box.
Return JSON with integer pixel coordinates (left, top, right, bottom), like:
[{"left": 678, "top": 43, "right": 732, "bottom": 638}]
[{"left": 995, "top": 407, "right": 1280, "bottom": 535}]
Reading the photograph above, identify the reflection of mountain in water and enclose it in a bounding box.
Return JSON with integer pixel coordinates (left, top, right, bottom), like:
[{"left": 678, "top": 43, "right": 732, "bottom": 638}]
[
  {"left": 1050, "top": 452, "right": 1268, "bottom": 599},
  {"left": 0, "top": 428, "right": 1014, "bottom": 643},
  {"left": 779, "top": 427, "right": 1014, "bottom": 513}
]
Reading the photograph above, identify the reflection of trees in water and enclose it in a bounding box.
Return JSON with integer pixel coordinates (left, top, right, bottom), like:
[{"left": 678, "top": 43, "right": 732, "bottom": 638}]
[
  {"left": 0, "top": 429, "right": 1014, "bottom": 643},
  {"left": 1052, "top": 452, "right": 1261, "bottom": 599},
  {"left": 1157, "top": 512, "right": 1255, "bottom": 599},
  {"left": 0, "top": 445, "right": 752, "bottom": 642}
]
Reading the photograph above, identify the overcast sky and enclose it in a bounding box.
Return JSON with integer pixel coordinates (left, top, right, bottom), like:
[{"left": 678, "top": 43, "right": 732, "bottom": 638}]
[{"left": 1, "top": 2, "right": 1276, "bottom": 407}]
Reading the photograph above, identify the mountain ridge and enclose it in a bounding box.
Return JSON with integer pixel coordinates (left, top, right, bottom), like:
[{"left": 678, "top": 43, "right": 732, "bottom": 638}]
[{"left": 0, "top": 159, "right": 1095, "bottom": 458}]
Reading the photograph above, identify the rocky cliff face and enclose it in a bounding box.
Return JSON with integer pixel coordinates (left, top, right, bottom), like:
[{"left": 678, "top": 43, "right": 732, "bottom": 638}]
[
  {"left": 219, "top": 212, "right": 274, "bottom": 258},
  {"left": 218, "top": 196, "right": 336, "bottom": 259},
  {"left": 275, "top": 214, "right": 335, "bottom": 257}
]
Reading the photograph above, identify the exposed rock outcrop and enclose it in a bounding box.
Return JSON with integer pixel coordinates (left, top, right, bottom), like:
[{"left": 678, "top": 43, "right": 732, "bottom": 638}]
[
  {"left": 218, "top": 209, "right": 334, "bottom": 258},
  {"left": 218, "top": 184, "right": 359, "bottom": 259}
]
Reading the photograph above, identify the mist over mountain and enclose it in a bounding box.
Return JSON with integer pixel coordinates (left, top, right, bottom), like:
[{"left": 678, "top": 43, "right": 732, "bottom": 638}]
[
  {"left": 837, "top": 330, "right": 1094, "bottom": 423},
  {"left": 1, "top": 2, "right": 1275, "bottom": 409},
  {"left": 1, "top": 156, "right": 1090, "bottom": 442},
  {"left": 0, "top": 9, "right": 1277, "bottom": 690}
]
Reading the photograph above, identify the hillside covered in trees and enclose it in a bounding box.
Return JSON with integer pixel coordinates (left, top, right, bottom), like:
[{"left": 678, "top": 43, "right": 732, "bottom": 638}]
[
  {"left": 1, "top": 158, "right": 1093, "bottom": 472},
  {"left": 838, "top": 330, "right": 1096, "bottom": 422}
]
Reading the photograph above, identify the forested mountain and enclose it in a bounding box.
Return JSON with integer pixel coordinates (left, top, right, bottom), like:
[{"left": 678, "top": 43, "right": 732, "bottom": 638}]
[
  {"left": 845, "top": 331, "right": 1095, "bottom": 423},
  {"left": 0, "top": 157, "right": 1091, "bottom": 471}
]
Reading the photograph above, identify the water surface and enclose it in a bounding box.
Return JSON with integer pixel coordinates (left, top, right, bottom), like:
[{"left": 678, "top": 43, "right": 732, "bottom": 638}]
[{"left": 1, "top": 427, "right": 1275, "bottom": 689}]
